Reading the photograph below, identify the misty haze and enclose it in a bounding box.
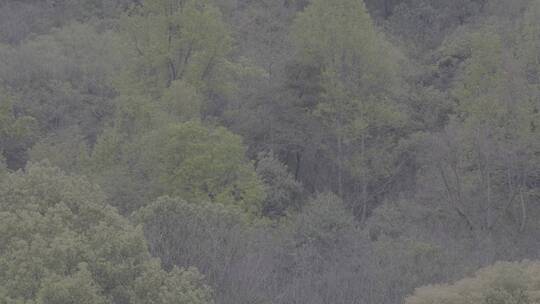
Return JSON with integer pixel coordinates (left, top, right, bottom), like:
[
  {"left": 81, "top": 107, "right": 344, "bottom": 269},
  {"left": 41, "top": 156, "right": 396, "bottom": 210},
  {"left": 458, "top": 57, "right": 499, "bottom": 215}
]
[{"left": 0, "top": 0, "right": 539, "bottom": 303}]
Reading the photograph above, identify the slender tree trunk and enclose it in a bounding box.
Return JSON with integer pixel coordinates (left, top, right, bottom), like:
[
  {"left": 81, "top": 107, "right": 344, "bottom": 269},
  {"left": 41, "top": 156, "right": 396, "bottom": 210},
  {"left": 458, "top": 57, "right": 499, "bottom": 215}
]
[
  {"left": 519, "top": 188, "right": 527, "bottom": 232},
  {"left": 295, "top": 152, "right": 302, "bottom": 181},
  {"left": 519, "top": 170, "right": 528, "bottom": 232},
  {"left": 336, "top": 117, "right": 344, "bottom": 197},
  {"left": 360, "top": 133, "right": 368, "bottom": 223}
]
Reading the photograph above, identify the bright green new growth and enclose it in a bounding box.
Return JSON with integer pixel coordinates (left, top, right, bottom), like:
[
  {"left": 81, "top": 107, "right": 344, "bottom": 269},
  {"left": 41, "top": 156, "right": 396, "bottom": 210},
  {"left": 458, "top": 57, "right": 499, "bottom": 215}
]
[
  {"left": 86, "top": 121, "right": 265, "bottom": 214},
  {"left": 138, "top": 121, "right": 265, "bottom": 214},
  {"left": 118, "top": 0, "right": 233, "bottom": 97}
]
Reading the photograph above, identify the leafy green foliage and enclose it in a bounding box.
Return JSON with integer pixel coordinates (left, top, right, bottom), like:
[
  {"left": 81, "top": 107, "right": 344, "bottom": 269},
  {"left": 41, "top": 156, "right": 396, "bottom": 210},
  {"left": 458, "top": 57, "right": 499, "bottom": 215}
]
[
  {"left": 137, "top": 122, "right": 265, "bottom": 213},
  {"left": 291, "top": 0, "right": 401, "bottom": 95},
  {"left": 419, "top": 21, "right": 540, "bottom": 239},
  {"left": 132, "top": 261, "right": 213, "bottom": 304},
  {"left": 0, "top": 91, "right": 37, "bottom": 169},
  {"left": 256, "top": 152, "right": 303, "bottom": 218},
  {"left": 118, "top": 0, "right": 234, "bottom": 97},
  {"left": 37, "top": 264, "right": 107, "bottom": 304},
  {"left": 0, "top": 162, "right": 213, "bottom": 304},
  {"left": 0, "top": 154, "right": 6, "bottom": 177},
  {"left": 0, "top": 0, "right": 135, "bottom": 44},
  {"left": 288, "top": 193, "right": 357, "bottom": 258},
  {"left": 2, "top": 1, "right": 540, "bottom": 304},
  {"left": 290, "top": 0, "right": 408, "bottom": 218},
  {"left": 406, "top": 261, "right": 540, "bottom": 304},
  {"left": 86, "top": 121, "right": 265, "bottom": 214},
  {"left": 160, "top": 80, "right": 203, "bottom": 122},
  {"left": 0, "top": 23, "right": 121, "bottom": 135}
]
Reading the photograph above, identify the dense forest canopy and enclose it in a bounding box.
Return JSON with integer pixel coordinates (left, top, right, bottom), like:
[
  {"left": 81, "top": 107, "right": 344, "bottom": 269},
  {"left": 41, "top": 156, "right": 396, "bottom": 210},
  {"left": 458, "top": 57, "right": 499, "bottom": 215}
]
[{"left": 0, "top": 0, "right": 539, "bottom": 303}]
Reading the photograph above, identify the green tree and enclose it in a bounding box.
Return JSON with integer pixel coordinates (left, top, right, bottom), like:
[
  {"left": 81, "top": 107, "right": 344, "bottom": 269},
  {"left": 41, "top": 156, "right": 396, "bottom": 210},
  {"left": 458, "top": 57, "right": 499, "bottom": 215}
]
[
  {"left": 0, "top": 23, "right": 121, "bottom": 135},
  {"left": 0, "top": 0, "right": 134, "bottom": 44},
  {"left": 137, "top": 122, "right": 265, "bottom": 214},
  {"left": 28, "top": 126, "right": 91, "bottom": 174},
  {"left": 117, "top": 0, "right": 234, "bottom": 101},
  {"left": 428, "top": 26, "right": 540, "bottom": 238},
  {"left": 0, "top": 154, "right": 6, "bottom": 177},
  {"left": 36, "top": 264, "right": 107, "bottom": 304},
  {"left": 280, "top": 192, "right": 362, "bottom": 303},
  {"left": 288, "top": 193, "right": 357, "bottom": 258},
  {"left": 0, "top": 22, "right": 122, "bottom": 172},
  {"left": 0, "top": 162, "right": 213, "bottom": 304},
  {"left": 135, "top": 196, "right": 250, "bottom": 299},
  {"left": 87, "top": 121, "right": 265, "bottom": 214},
  {"left": 0, "top": 90, "right": 37, "bottom": 169},
  {"left": 406, "top": 261, "right": 540, "bottom": 304},
  {"left": 385, "top": 0, "right": 485, "bottom": 54},
  {"left": 160, "top": 80, "right": 203, "bottom": 122},
  {"left": 256, "top": 152, "right": 303, "bottom": 218},
  {"left": 135, "top": 196, "right": 285, "bottom": 304},
  {"left": 518, "top": 0, "right": 540, "bottom": 132},
  {"left": 291, "top": 0, "right": 407, "bottom": 219},
  {"left": 132, "top": 261, "right": 213, "bottom": 304},
  {"left": 112, "top": 0, "right": 258, "bottom": 138}
]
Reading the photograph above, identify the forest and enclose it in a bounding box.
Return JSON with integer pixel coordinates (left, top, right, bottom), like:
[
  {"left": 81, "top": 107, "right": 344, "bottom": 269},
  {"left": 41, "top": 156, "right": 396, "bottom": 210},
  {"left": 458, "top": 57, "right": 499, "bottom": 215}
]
[{"left": 0, "top": 0, "right": 539, "bottom": 303}]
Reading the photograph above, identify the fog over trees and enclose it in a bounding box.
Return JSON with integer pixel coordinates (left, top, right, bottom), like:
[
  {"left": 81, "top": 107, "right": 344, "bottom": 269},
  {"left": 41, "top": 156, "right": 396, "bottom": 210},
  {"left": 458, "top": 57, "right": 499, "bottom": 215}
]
[{"left": 0, "top": 0, "right": 539, "bottom": 303}]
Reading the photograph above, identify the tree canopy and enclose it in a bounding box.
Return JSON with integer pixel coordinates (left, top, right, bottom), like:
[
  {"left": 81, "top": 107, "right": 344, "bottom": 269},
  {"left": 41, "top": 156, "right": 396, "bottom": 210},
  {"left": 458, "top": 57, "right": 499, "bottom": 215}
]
[
  {"left": 1, "top": 0, "right": 539, "bottom": 303},
  {"left": 406, "top": 261, "right": 540, "bottom": 304},
  {"left": 0, "top": 162, "right": 213, "bottom": 304}
]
